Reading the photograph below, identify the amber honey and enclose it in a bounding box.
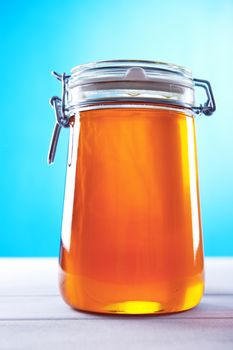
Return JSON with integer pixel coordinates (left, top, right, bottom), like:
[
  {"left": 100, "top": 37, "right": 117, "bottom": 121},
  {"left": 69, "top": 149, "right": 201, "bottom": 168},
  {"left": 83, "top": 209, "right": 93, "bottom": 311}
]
[{"left": 59, "top": 106, "right": 204, "bottom": 314}]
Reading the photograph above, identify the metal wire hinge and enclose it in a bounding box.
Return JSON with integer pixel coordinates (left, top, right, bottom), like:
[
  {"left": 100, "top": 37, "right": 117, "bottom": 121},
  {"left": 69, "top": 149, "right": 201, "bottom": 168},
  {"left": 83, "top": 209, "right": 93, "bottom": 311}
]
[
  {"left": 48, "top": 72, "right": 71, "bottom": 164},
  {"left": 193, "top": 78, "right": 216, "bottom": 116}
]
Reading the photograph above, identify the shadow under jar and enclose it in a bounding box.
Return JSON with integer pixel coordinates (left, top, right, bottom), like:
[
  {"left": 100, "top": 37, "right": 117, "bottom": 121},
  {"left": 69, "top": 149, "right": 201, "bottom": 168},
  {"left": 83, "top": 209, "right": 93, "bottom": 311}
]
[{"left": 48, "top": 60, "right": 216, "bottom": 314}]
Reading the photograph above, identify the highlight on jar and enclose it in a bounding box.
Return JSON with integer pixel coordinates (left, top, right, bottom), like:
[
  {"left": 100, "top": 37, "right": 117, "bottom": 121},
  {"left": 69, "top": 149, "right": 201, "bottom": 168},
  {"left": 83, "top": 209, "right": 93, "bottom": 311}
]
[{"left": 48, "top": 60, "right": 216, "bottom": 315}]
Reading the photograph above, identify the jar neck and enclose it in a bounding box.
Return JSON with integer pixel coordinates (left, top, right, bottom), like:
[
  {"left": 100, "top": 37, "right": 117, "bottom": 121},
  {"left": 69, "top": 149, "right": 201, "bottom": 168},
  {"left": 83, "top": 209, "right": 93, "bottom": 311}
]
[{"left": 69, "top": 101, "right": 194, "bottom": 117}]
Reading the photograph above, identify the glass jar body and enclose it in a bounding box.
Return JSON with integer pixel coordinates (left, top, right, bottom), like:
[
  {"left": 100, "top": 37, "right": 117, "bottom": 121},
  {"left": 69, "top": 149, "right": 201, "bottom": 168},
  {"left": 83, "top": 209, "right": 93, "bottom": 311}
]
[{"left": 59, "top": 104, "right": 204, "bottom": 314}]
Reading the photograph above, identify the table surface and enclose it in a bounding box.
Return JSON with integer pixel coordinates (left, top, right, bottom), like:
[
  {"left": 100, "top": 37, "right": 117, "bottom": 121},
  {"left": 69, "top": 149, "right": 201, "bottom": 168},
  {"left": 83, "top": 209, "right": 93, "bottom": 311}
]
[{"left": 0, "top": 258, "right": 232, "bottom": 350}]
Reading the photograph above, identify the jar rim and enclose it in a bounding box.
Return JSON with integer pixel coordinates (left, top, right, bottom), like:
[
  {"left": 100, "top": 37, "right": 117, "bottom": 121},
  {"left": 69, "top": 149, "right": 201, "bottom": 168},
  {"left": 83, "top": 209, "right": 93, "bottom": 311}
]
[
  {"left": 70, "top": 59, "right": 192, "bottom": 80},
  {"left": 69, "top": 60, "right": 193, "bottom": 90}
]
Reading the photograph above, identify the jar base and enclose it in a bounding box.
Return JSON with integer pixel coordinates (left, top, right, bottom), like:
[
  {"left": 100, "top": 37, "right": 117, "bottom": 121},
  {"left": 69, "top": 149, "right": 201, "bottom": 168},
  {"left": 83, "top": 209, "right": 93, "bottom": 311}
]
[
  {"left": 69, "top": 297, "right": 202, "bottom": 315},
  {"left": 62, "top": 291, "right": 203, "bottom": 315},
  {"left": 59, "top": 269, "right": 204, "bottom": 315}
]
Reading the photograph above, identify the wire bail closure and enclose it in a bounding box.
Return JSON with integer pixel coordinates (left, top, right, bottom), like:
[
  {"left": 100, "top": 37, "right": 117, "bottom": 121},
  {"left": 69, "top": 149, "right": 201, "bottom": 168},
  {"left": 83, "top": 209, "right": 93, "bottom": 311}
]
[
  {"left": 48, "top": 72, "right": 70, "bottom": 164},
  {"left": 193, "top": 79, "right": 216, "bottom": 116},
  {"left": 48, "top": 71, "right": 216, "bottom": 164}
]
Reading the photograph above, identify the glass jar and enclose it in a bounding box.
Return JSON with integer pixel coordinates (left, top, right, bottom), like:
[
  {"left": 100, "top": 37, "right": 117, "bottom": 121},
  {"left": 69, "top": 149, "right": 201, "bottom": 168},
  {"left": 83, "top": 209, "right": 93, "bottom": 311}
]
[{"left": 48, "top": 60, "right": 216, "bottom": 314}]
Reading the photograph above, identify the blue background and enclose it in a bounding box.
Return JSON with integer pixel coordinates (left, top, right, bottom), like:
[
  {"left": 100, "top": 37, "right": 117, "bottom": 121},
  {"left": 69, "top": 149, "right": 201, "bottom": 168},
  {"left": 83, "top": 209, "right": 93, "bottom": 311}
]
[{"left": 0, "top": 0, "right": 232, "bottom": 257}]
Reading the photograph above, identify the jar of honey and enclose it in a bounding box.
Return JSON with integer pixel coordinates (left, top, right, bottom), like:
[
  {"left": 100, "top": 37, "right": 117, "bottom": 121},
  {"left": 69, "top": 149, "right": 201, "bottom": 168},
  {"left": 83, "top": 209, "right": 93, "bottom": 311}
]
[{"left": 48, "top": 60, "right": 216, "bottom": 314}]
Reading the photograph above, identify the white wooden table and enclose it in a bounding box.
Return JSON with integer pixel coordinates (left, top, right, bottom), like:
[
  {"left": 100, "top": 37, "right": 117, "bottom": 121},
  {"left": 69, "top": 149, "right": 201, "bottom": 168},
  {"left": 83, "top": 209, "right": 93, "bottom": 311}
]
[{"left": 0, "top": 258, "right": 232, "bottom": 349}]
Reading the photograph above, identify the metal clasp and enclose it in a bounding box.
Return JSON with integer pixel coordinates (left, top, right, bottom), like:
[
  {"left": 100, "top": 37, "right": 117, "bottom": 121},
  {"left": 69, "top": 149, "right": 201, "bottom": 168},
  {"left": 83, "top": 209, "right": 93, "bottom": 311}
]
[
  {"left": 193, "top": 79, "right": 216, "bottom": 116},
  {"left": 48, "top": 72, "right": 71, "bottom": 164}
]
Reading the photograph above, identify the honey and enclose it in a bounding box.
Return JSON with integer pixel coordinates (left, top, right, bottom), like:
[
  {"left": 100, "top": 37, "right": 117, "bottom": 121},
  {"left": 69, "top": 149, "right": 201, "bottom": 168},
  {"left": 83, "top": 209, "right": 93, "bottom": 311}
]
[{"left": 59, "top": 106, "right": 204, "bottom": 314}]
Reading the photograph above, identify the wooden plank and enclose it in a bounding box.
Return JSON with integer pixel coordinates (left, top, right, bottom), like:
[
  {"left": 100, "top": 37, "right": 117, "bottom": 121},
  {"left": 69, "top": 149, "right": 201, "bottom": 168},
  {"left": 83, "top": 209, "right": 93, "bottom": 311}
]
[
  {"left": 0, "top": 258, "right": 59, "bottom": 296},
  {"left": 0, "top": 295, "right": 232, "bottom": 320},
  {"left": 0, "top": 319, "right": 232, "bottom": 350},
  {"left": 205, "top": 258, "right": 233, "bottom": 294}
]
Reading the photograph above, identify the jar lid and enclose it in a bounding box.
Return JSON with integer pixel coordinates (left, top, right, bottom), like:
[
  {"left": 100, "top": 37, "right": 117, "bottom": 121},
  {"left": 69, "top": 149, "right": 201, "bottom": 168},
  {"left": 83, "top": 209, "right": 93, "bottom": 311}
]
[{"left": 67, "top": 60, "right": 194, "bottom": 111}]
